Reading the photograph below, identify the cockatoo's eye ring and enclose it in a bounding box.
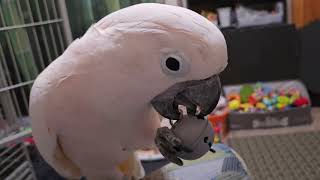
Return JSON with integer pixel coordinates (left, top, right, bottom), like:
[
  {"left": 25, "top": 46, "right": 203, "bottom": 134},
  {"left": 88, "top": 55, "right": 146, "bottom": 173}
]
[{"left": 161, "top": 54, "right": 189, "bottom": 77}]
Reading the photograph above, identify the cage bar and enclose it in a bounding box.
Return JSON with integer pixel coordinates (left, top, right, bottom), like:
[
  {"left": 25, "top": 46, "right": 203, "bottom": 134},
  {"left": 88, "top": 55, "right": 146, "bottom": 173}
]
[
  {"left": 34, "top": 0, "right": 53, "bottom": 63},
  {"left": 0, "top": 0, "right": 70, "bottom": 128},
  {"left": 42, "top": 0, "right": 59, "bottom": 57},
  {"left": 50, "top": 0, "right": 65, "bottom": 51}
]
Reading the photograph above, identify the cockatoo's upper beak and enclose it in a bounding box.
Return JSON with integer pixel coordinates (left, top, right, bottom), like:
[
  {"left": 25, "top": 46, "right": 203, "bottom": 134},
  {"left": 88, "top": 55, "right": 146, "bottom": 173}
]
[{"left": 151, "top": 75, "right": 221, "bottom": 120}]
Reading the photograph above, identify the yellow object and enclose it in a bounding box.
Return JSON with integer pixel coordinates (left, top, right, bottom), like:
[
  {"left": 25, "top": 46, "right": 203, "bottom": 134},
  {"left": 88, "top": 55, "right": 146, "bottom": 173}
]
[
  {"left": 228, "top": 99, "right": 240, "bottom": 110},
  {"left": 118, "top": 153, "right": 145, "bottom": 178},
  {"left": 256, "top": 102, "right": 266, "bottom": 110},
  {"left": 277, "top": 96, "right": 290, "bottom": 105},
  {"left": 214, "top": 135, "right": 220, "bottom": 144},
  {"left": 276, "top": 103, "right": 286, "bottom": 109},
  {"left": 239, "top": 103, "right": 253, "bottom": 112},
  {"left": 289, "top": 95, "right": 298, "bottom": 104}
]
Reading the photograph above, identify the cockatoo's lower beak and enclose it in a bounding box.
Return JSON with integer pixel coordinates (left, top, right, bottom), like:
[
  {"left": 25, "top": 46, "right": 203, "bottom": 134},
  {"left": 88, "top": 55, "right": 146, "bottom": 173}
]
[{"left": 151, "top": 75, "right": 221, "bottom": 120}]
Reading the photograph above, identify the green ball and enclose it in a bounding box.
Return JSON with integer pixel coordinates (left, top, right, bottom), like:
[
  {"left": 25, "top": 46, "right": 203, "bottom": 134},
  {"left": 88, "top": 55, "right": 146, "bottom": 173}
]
[
  {"left": 277, "top": 96, "right": 290, "bottom": 105},
  {"left": 240, "top": 85, "right": 254, "bottom": 103}
]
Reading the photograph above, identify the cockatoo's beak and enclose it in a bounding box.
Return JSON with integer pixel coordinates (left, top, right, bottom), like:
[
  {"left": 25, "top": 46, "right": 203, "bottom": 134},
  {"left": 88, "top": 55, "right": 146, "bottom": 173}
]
[{"left": 151, "top": 75, "right": 221, "bottom": 120}]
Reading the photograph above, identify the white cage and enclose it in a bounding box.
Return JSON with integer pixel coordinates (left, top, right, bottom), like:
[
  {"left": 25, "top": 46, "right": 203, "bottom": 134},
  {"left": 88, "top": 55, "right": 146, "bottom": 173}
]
[
  {"left": 0, "top": 0, "right": 72, "bottom": 179},
  {"left": 0, "top": 0, "right": 71, "bottom": 139}
]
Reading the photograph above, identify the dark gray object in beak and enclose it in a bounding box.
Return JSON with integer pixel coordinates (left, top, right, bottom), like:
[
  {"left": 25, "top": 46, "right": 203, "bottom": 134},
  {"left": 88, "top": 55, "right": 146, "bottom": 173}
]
[{"left": 152, "top": 75, "right": 221, "bottom": 166}]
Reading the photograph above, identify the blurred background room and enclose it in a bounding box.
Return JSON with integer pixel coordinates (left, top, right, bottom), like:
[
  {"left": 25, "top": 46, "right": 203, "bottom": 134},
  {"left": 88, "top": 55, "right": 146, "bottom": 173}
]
[{"left": 1, "top": 0, "right": 320, "bottom": 179}]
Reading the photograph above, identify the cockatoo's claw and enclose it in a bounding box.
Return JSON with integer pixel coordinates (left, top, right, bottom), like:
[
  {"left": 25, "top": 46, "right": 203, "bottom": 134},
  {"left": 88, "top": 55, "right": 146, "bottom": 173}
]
[
  {"left": 155, "top": 127, "right": 189, "bottom": 166},
  {"left": 157, "top": 144, "right": 183, "bottom": 166}
]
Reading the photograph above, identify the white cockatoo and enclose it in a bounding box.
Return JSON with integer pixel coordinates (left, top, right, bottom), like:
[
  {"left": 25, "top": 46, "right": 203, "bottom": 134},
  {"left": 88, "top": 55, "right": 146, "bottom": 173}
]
[{"left": 29, "top": 3, "right": 227, "bottom": 180}]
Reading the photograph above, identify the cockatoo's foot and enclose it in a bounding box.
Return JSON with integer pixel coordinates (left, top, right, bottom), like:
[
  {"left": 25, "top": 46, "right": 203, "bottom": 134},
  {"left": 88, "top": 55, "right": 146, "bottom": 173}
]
[
  {"left": 155, "top": 126, "right": 192, "bottom": 166},
  {"left": 118, "top": 152, "right": 145, "bottom": 179}
]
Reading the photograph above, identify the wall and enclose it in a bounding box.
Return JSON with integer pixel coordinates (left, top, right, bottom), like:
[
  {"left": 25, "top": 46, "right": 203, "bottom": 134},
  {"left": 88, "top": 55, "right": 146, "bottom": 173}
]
[{"left": 292, "top": 0, "right": 320, "bottom": 28}]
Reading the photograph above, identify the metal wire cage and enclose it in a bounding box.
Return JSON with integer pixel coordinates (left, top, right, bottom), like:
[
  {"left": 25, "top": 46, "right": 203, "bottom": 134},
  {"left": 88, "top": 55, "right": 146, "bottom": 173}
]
[
  {"left": 0, "top": 1, "right": 71, "bottom": 178},
  {"left": 0, "top": 130, "right": 37, "bottom": 180},
  {"left": 0, "top": 0, "right": 72, "bottom": 139}
]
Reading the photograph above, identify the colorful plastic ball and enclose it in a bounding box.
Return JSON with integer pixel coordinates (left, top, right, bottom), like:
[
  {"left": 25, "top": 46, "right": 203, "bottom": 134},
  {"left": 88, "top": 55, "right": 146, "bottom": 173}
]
[
  {"left": 277, "top": 96, "right": 290, "bottom": 105},
  {"left": 249, "top": 107, "right": 257, "bottom": 113},
  {"left": 270, "top": 92, "right": 278, "bottom": 99},
  {"left": 240, "top": 103, "right": 254, "bottom": 108},
  {"left": 214, "top": 135, "right": 220, "bottom": 144},
  {"left": 253, "top": 91, "right": 264, "bottom": 101},
  {"left": 293, "top": 97, "right": 309, "bottom": 107},
  {"left": 240, "top": 85, "right": 254, "bottom": 103},
  {"left": 214, "top": 126, "right": 221, "bottom": 133},
  {"left": 263, "top": 97, "right": 272, "bottom": 106},
  {"left": 289, "top": 95, "right": 298, "bottom": 104},
  {"left": 270, "top": 97, "right": 278, "bottom": 105},
  {"left": 262, "top": 86, "right": 273, "bottom": 95},
  {"left": 256, "top": 102, "right": 267, "bottom": 110},
  {"left": 288, "top": 89, "right": 300, "bottom": 97},
  {"left": 257, "top": 93, "right": 264, "bottom": 101},
  {"left": 228, "top": 99, "right": 240, "bottom": 110},
  {"left": 248, "top": 95, "right": 258, "bottom": 105},
  {"left": 240, "top": 103, "right": 254, "bottom": 112},
  {"left": 279, "top": 90, "right": 287, "bottom": 96},
  {"left": 276, "top": 103, "right": 286, "bottom": 110},
  {"left": 267, "top": 106, "right": 274, "bottom": 111},
  {"left": 227, "top": 93, "right": 241, "bottom": 101}
]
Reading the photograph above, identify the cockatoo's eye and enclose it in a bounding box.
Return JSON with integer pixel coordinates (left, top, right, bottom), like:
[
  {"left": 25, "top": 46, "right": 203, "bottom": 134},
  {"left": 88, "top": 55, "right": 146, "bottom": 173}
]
[
  {"left": 161, "top": 54, "right": 189, "bottom": 77},
  {"left": 165, "top": 57, "right": 180, "bottom": 71}
]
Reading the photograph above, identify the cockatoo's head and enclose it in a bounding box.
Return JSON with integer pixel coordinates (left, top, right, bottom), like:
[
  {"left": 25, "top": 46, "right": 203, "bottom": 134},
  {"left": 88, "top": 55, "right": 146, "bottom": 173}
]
[
  {"left": 91, "top": 3, "right": 228, "bottom": 121},
  {"left": 29, "top": 3, "right": 227, "bottom": 179}
]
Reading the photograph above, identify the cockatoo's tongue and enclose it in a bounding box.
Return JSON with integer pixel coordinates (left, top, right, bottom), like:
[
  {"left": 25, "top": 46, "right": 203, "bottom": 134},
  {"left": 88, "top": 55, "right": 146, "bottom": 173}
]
[{"left": 151, "top": 75, "right": 221, "bottom": 121}]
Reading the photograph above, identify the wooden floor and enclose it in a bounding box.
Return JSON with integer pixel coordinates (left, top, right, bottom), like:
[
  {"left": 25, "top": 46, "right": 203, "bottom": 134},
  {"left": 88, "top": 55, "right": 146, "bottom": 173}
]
[{"left": 227, "top": 108, "right": 320, "bottom": 139}]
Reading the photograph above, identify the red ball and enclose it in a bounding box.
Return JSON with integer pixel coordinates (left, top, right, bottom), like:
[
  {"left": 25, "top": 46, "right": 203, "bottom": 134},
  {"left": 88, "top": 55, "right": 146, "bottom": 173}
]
[
  {"left": 248, "top": 95, "right": 257, "bottom": 105},
  {"left": 214, "top": 126, "right": 221, "bottom": 133},
  {"left": 293, "top": 97, "right": 309, "bottom": 107}
]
